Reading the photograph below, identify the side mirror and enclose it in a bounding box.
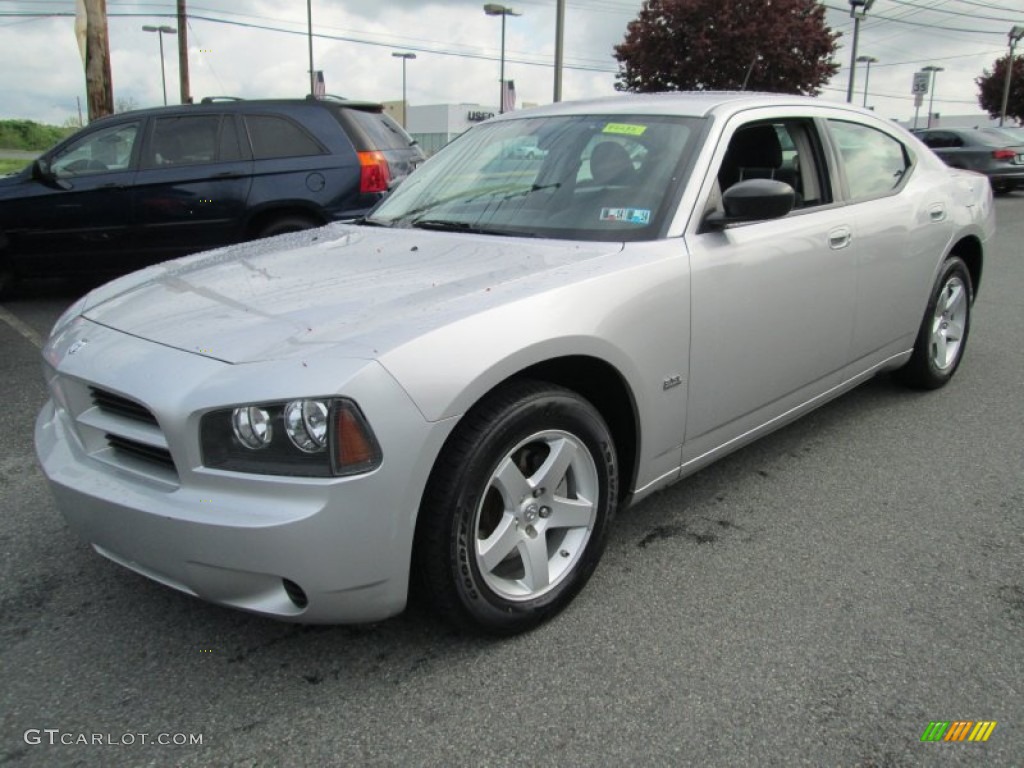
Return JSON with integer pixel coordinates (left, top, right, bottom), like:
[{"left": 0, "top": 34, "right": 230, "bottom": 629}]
[
  {"left": 32, "top": 158, "right": 72, "bottom": 190},
  {"left": 704, "top": 178, "right": 795, "bottom": 230}
]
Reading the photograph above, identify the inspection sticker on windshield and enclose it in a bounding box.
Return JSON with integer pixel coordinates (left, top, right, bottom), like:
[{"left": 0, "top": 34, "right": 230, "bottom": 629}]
[
  {"left": 602, "top": 122, "right": 647, "bottom": 136},
  {"left": 600, "top": 207, "right": 651, "bottom": 224}
]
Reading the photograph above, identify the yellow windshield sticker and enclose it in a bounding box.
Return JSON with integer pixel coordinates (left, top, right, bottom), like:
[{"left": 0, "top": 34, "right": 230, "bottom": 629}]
[{"left": 602, "top": 123, "right": 647, "bottom": 136}]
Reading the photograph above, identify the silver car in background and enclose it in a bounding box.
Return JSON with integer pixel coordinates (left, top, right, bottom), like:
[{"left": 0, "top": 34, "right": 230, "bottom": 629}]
[{"left": 35, "top": 93, "right": 995, "bottom": 635}]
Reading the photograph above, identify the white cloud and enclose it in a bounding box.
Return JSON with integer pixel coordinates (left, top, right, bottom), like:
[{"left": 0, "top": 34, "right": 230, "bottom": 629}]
[{"left": 0, "top": 0, "right": 1017, "bottom": 127}]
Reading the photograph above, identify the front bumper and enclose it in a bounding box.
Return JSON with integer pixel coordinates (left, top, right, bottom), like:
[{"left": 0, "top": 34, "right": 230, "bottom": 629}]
[{"left": 34, "top": 319, "right": 450, "bottom": 623}]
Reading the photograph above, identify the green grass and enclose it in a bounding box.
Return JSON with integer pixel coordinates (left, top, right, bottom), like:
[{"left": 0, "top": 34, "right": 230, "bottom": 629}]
[
  {"left": 0, "top": 119, "right": 74, "bottom": 152},
  {"left": 0, "top": 158, "right": 30, "bottom": 176}
]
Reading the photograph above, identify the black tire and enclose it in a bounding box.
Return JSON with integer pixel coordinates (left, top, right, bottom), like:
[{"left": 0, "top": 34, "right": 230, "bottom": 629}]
[
  {"left": 413, "top": 380, "right": 618, "bottom": 635},
  {"left": 991, "top": 180, "right": 1011, "bottom": 196},
  {"left": 897, "top": 255, "right": 973, "bottom": 389},
  {"left": 256, "top": 215, "right": 320, "bottom": 239}
]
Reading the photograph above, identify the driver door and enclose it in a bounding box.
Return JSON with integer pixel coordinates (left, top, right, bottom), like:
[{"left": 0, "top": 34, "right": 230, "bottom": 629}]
[{"left": 7, "top": 119, "right": 141, "bottom": 273}]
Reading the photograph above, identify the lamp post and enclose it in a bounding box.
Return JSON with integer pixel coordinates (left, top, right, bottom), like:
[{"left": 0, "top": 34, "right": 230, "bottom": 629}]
[
  {"left": 857, "top": 55, "right": 877, "bottom": 108},
  {"left": 142, "top": 25, "right": 177, "bottom": 106},
  {"left": 922, "top": 65, "right": 944, "bottom": 128},
  {"left": 391, "top": 52, "right": 416, "bottom": 128},
  {"left": 846, "top": 0, "right": 875, "bottom": 103},
  {"left": 1000, "top": 26, "right": 1024, "bottom": 127},
  {"left": 483, "top": 4, "right": 521, "bottom": 113}
]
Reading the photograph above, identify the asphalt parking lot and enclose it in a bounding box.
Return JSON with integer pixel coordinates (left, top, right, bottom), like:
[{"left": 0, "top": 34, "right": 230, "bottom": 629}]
[{"left": 1, "top": 196, "right": 1022, "bottom": 767}]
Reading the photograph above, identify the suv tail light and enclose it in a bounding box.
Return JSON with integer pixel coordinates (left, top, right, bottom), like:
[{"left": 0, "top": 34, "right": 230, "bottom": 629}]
[
  {"left": 358, "top": 151, "right": 391, "bottom": 194},
  {"left": 992, "top": 149, "right": 1017, "bottom": 160}
]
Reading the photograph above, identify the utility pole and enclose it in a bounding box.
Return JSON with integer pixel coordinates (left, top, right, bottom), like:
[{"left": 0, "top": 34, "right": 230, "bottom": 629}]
[
  {"left": 83, "top": 0, "right": 113, "bottom": 121},
  {"left": 553, "top": 0, "right": 565, "bottom": 102},
  {"left": 177, "top": 0, "right": 191, "bottom": 103}
]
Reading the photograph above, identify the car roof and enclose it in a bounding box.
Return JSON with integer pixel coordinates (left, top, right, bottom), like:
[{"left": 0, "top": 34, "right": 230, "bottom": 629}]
[
  {"left": 492, "top": 91, "right": 869, "bottom": 121},
  {"left": 89, "top": 97, "right": 384, "bottom": 123}
]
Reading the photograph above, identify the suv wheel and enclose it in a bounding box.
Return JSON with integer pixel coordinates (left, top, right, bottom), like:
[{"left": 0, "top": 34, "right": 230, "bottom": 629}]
[{"left": 257, "top": 215, "right": 320, "bottom": 239}]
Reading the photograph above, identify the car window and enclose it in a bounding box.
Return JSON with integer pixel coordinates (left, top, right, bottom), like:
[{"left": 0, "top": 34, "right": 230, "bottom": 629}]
[
  {"left": 713, "top": 119, "right": 829, "bottom": 212},
  {"left": 828, "top": 120, "right": 910, "bottom": 201},
  {"left": 919, "top": 131, "right": 954, "bottom": 149},
  {"left": 244, "top": 115, "right": 324, "bottom": 159},
  {"left": 144, "top": 115, "right": 222, "bottom": 168},
  {"left": 50, "top": 122, "right": 140, "bottom": 177},
  {"left": 345, "top": 109, "right": 414, "bottom": 151},
  {"left": 368, "top": 114, "right": 703, "bottom": 242}
]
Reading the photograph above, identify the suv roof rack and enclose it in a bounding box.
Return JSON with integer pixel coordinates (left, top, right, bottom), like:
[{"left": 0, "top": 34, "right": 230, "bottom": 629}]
[
  {"left": 306, "top": 94, "right": 349, "bottom": 102},
  {"left": 199, "top": 96, "right": 244, "bottom": 103}
]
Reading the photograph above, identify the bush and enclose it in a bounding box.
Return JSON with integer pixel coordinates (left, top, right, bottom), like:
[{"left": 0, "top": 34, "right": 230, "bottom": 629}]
[{"left": 0, "top": 120, "right": 75, "bottom": 151}]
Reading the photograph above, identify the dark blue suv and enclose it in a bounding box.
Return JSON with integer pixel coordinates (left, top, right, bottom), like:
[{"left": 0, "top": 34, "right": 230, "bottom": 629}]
[{"left": 0, "top": 97, "right": 424, "bottom": 290}]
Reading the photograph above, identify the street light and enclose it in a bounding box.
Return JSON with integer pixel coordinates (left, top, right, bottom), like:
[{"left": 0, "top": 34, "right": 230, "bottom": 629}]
[
  {"left": 391, "top": 52, "right": 416, "bottom": 128},
  {"left": 142, "top": 25, "right": 177, "bottom": 106},
  {"left": 846, "top": 0, "right": 875, "bottom": 103},
  {"left": 484, "top": 3, "right": 522, "bottom": 113},
  {"left": 857, "top": 55, "right": 877, "bottom": 108},
  {"left": 922, "top": 65, "right": 944, "bottom": 128},
  {"left": 1000, "top": 25, "right": 1024, "bottom": 127}
]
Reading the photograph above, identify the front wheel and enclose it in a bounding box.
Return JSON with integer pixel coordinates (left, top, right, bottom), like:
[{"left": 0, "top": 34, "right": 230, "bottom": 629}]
[
  {"left": 414, "top": 380, "right": 618, "bottom": 635},
  {"left": 897, "top": 255, "right": 973, "bottom": 389}
]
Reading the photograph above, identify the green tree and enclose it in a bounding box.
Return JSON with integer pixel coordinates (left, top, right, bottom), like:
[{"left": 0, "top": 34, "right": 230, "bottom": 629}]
[
  {"left": 976, "top": 55, "right": 1024, "bottom": 124},
  {"left": 614, "top": 0, "right": 840, "bottom": 95}
]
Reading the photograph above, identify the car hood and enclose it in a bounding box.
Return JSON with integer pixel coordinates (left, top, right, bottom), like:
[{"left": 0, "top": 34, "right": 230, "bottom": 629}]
[{"left": 80, "top": 223, "right": 625, "bottom": 364}]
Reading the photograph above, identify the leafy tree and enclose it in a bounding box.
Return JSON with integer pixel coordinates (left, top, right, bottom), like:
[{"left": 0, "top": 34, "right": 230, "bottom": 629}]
[
  {"left": 976, "top": 55, "right": 1024, "bottom": 125},
  {"left": 614, "top": 0, "right": 840, "bottom": 95}
]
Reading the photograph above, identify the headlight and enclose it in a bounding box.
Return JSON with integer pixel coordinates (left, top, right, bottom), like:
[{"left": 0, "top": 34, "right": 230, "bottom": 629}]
[{"left": 201, "top": 398, "right": 381, "bottom": 477}]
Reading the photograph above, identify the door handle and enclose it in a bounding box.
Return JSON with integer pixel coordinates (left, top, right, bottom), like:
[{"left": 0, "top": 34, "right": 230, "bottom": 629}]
[
  {"left": 212, "top": 171, "right": 241, "bottom": 179},
  {"left": 827, "top": 226, "right": 851, "bottom": 250}
]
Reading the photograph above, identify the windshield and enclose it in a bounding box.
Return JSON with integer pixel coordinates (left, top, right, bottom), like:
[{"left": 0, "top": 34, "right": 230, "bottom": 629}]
[{"left": 367, "top": 113, "right": 703, "bottom": 241}]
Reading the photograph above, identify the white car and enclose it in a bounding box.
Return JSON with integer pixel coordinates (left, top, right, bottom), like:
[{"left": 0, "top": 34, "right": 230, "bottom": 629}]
[{"left": 35, "top": 93, "right": 994, "bottom": 634}]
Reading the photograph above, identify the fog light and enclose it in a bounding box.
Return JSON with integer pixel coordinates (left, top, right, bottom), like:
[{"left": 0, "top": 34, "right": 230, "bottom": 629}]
[
  {"left": 231, "top": 406, "right": 272, "bottom": 449},
  {"left": 284, "top": 399, "right": 329, "bottom": 452}
]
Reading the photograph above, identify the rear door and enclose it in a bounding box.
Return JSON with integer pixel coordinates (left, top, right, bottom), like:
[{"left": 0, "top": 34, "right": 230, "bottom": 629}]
[
  {"left": 133, "top": 113, "right": 253, "bottom": 260},
  {"left": 824, "top": 118, "right": 948, "bottom": 363}
]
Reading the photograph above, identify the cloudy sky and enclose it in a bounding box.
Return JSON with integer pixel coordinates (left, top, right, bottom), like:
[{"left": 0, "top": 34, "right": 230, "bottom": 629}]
[{"left": 0, "top": 0, "right": 1019, "bottom": 127}]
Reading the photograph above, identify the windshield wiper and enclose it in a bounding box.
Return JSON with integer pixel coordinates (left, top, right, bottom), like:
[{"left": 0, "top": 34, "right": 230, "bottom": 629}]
[{"left": 410, "top": 219, "right": 537, "bottom": 237}]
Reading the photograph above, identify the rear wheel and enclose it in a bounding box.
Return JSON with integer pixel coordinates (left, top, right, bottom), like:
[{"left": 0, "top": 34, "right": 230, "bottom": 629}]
[
  {"left": 414, "top": 380, "right": 618, "bottom": 635},
  {"left": 897, "top": 255, "right": 972, "bottom": 389},
  {"left": 256, "top": 215, "right": 320, "bottom": 239}
]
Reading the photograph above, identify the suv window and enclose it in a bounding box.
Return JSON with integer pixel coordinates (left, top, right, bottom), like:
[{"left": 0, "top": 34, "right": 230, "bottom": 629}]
[
  {"left": 145, "top": 115, "right": 222, "bottom": 168},
  {"left": 244, "top": 115, "right": 324, "bottom": 159},
  {"left": 51, "top": 121, "right": 140, "bottom": 177},
  {"left": 828, "top": 120, "right": 910, "bottom": 201},
  {"left": 344, "top": 109, "right": 413, "bottom": 151}
]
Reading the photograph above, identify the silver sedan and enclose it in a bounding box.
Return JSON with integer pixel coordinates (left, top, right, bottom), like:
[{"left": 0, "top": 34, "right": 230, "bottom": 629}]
[{"left": 35, "top": 93, "right": 995, "bottom": 635}]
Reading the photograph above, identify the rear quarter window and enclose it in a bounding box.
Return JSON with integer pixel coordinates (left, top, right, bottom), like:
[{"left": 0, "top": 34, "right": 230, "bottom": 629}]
[{"left": 244, "top": 115, "right": 325, "bottom": 159}]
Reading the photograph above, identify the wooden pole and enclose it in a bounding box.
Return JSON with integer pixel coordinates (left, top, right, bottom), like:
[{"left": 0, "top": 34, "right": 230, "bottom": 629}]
[
  {"left": 83, "top": 0, "right": 113, "bottom": 121},
  {"left": 177, "top": 0, "right": 191, "bottom": 103}
]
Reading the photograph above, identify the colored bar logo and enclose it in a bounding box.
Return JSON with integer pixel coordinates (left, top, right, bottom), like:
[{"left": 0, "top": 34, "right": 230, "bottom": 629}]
[{"left": 921, "top": 721, "right": 997, "bottom": 742}]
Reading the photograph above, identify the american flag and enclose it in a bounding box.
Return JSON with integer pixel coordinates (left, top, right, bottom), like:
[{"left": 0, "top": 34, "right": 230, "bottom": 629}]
[
  {"left": 502, "top": 79, "right": 516, "bottom": 112},
  {"left": 313, "top": 70, "right": 326, "bottom": 99}
]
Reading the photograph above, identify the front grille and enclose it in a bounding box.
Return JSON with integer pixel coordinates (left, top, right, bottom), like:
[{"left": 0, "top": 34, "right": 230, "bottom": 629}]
[
  {"left": 90, "top": 387, "right": 159, "bottom": 426},
  {"left": 105, "top": 433, "right": 176, "bottom": 470}
]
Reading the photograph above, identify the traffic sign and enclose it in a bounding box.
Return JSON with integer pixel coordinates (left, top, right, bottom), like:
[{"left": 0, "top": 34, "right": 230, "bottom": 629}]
[{"left": 912, "top": 72, "right": 930, "bottom": 95}]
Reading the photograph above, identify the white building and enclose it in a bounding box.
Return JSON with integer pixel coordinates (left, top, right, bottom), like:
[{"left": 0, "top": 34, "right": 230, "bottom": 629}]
[{"left": 384, "top": 101, "right": 537, "bottom": 155}]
